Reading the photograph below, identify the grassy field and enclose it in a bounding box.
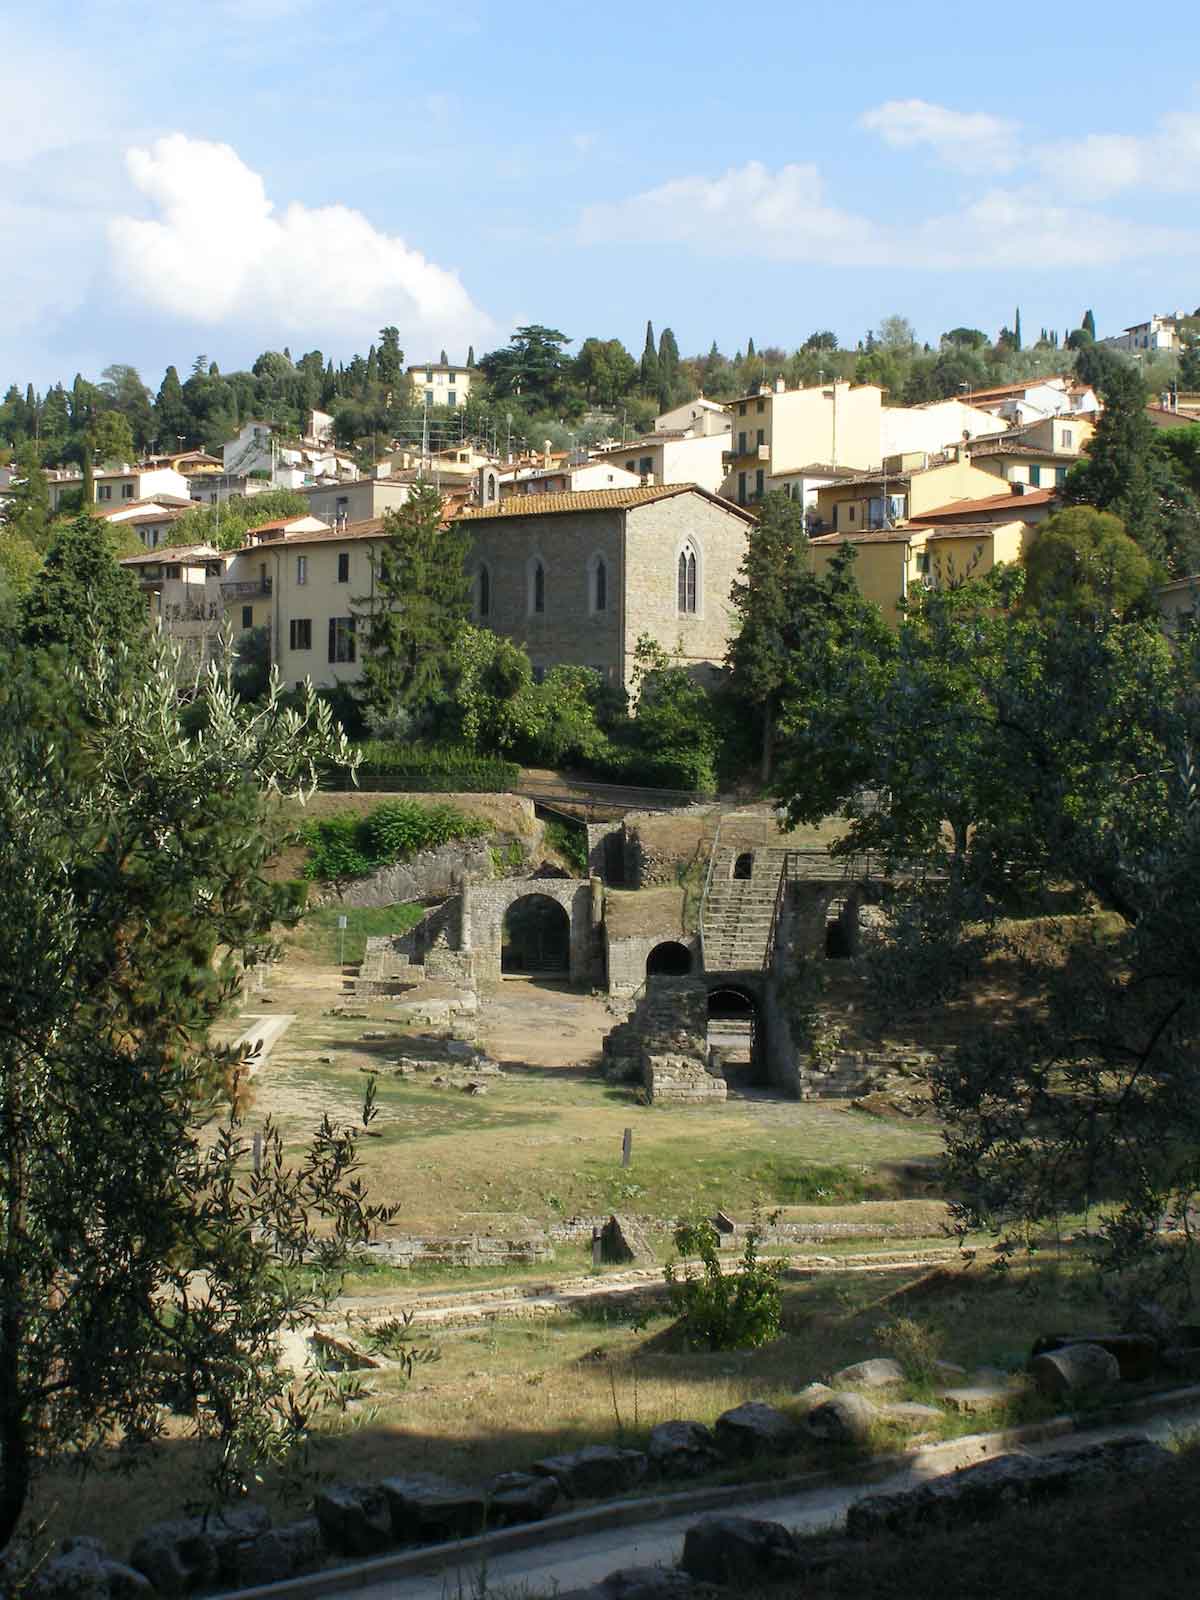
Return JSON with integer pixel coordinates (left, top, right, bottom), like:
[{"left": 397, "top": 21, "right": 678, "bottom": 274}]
[
  {"left": 283, "top": 903, "right": 428, "bottom": 966},
  {"left": 23, "top": 1250, "right": 1149, "bottom": 1561}
]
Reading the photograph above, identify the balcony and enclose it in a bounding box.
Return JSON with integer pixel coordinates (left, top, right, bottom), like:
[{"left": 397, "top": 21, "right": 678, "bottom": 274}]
[{"left": 220, "top": 577, "right": 273, "bottom": 600}]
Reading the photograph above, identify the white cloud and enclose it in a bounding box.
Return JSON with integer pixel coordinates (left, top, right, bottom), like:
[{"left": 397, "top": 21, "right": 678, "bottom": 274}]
[
  {"left": 578, "top": 161, "right": 1194, "bottom": 271},
  {"left": 860, "top": 99, "right": 1020, "bottom": 174},
  {"left": 108, "top": 135, "right": 493, "bottom": 351},
  {"left": 1037, "top": 111, "right": 1200, "bottom": 197},
  {"left": 580, "top": 161, "right": 872, "bottom": 262}
]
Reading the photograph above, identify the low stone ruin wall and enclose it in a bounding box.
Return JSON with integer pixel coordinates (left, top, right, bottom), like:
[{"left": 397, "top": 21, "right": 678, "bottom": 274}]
[{"left": 601, "top": 977, "right": 725, "bottom": 1104}]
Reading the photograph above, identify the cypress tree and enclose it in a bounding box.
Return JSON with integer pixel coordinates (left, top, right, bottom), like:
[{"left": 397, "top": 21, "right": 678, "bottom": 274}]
[
  {"left": 355, "top": 485, "right": 471, "bottom": 723},
  {"left": 747, "top": 337, "right": 756, "bottom": 359},
  {"left": 467, "top": 345, "right": 475, "bottom": 368},
  {"left": 1014, "top": 307, "right": 1022, "bottom": 350},
  {"left": 1083, "top": 309, "right": 1096, "bottom": 341},
  {"left": 21, "top": 515, "right": 147, "bottom": 658},
  {"left": 640, "top": 321, "right": 659, "bottom": 394}
]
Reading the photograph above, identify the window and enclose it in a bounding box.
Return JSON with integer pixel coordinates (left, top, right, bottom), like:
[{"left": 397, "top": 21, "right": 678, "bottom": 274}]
[
  {"left": 165, "top": 565, "right": 180, "bottom": 579},
  {"left": 448, "top": 390, "right": 456, "bottom": 407},
  {"left": 289, "top": 618, "right": 312, "bottom": 650},
  {"left": 756, "top": 429, "right": 764, "bottom": 447},
  {"left": 425, "top": 367, "right": 433, "bottom": 382},
  {"left": 533, "top": 560, "right": 545, "bottom": 614},
  {"left": 1056, "top": 467, "right": 1068, "bottom": 487},
  {"left": 97, "top": 484, "right": 112, "bottom": 501},
  {"left": 1062, "top": 428, "right": 1073, "bottom": 449},
  {"left": 868, "top": 497, "right": 883, "bottom": 529},
  {"left": 756, "top": 398, "right": 765, "bottom": 414},
  {"left": 593, "top": 557, "right": 607, "bottom": 613},
  {"left": 677, "top": 547, "right": 697, "bottom": 614},
  {"left": 122, "top": 483, "right": 134, "bottom": 499},
  {"left": 328, "top": 616, "right": 356, "bottom": 663},
  {"left": 296, "top": 555, "right": 308, "bottom": 585},
  {"left": 737, "top": 471, "right": 747, "bottom": 505},
  {"left": 425, "top": 390, "right": 434, "bottom": 406},
  {"left": 639, "top": 456, "right": 652, "bottom": 474},
  {"left": 1029, "top": 464, "right": 1042, "bottom": 487},
  {"left": 241, "top": 605, "right": 253, "bottom": 630},
  {"left": 335, "top": 495, "right": 348, "bottom": 518},
  {"left": 478, "top": 565, "right": 491, "bottom": 617},
  {"left": 848, "top": 504, "right": 856, "bottom": 524},
  {"left": 337, "top": 551, "right": 350, "bottom": 582},
  {"left": 625, "top": 460, "right": 636, "bottom": 472},
  {"left": 738, "top": 402, "right": 747, "bottom": 416},
  {"left": 755, "top": 468, "right": 765, "bottom": 498},
  {"left": 737, "top": 431, "right": 747, "bottom": 455},
  {"left": 915, "top": 550, "right": 930, "bottom": 575}
]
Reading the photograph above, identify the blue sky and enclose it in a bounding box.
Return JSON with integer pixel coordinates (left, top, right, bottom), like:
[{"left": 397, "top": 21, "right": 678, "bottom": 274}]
[{"left": 4, "top": 0, "right": 1199, "bottom": 390}]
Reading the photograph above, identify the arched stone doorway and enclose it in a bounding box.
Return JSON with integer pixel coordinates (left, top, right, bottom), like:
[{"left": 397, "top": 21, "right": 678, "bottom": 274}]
[
  {"left": 732, "top": 851, "right": 754, "bottom": 880},
  {"left": 646, "top": 940, "right": 692, "bottom": 978},
  {"left": 502, "top": 894, "right": 571, "bottom": 975},
  {"left": 824, "top": 894, "right": 860, "bottom": 959},
  {"left": 706, "top": 984, "right": 760, "bottom": 1079}
]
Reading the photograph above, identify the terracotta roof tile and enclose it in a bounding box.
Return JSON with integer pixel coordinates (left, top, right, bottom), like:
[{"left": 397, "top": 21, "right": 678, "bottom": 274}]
[
  {"left": 456, "top": 485, "right": 755, "bottom": 521},
  {"left": 120, "top": 543, "right": 221, "bottom": 566},
  {"left": 916, "top": 487, "right": 1058, "bottom": 519}
]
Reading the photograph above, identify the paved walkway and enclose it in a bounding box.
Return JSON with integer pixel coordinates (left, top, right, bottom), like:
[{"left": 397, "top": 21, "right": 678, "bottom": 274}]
[
  {"left": 233, "top": 1013, "right": 296, "bottom": 1075},
  {"left": 339, "top": 1403, "right": 1200, "bottom": 1600}
]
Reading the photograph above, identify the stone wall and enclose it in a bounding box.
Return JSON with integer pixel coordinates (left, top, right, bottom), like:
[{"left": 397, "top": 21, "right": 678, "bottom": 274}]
[
  {"left": 462, "top": 876, "right": 600, "bottom": 986},
  {"left": 605, "top": 930, "right": 699, "bottom": 998},
  {"left": 313, "top": 838, "right": 496, "bottom": 910},
  {"left": 601, "top": 976, "right": 726, "bottom": 1104}
]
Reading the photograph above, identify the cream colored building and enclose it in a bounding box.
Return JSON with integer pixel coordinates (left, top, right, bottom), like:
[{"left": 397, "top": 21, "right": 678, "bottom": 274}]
[
  {"left": 720, "top": 380, "right": 883, "bottom": 505},
  {"left": 408, "top": 362, "right": 476, "bottom": 409},
  {"left": 46, "top": 464, "right": 190, "bottom": 514},
  {"left": 504, "top": 461, "right": 643, "bottom": 498},
  {"left": 880, "top": 397, "right": 1011, "bottom": 458},
  {"left": 809, "top": 517, "right": 1034, "bottom": 625},
  {"left": 654, "top": 397, "right": 732, "bottom": 437},
  {"left": 299, "top": 478, "right": 416, "bottom": 526},
  {"left": 589, "top": 430, "right": 731, "bottom": 496},
  {"left": 813, "top": 452, "right": 1010, "bottom": 535}
]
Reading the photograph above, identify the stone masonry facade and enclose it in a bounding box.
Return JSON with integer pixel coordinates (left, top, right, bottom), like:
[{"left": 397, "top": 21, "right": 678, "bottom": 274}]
[{"left": 461, "top": 488, "right": 753, "bottom": 693}]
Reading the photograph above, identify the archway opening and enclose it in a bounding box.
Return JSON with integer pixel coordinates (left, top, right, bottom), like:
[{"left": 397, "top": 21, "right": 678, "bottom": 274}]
[
  {"left": 824, "top": 896, "right": 859, "bottom": 959},
  {"left": 707, "top": 985, "right": 759, "bottom": 1078},
  {"left": 646, "top": 940, "right": 691, "bottom": 978},
  {"left": 502, "top": 894, "right": 570, "bottom": 975},
  {"left": 732, "top": 851, "right": 754, "bottom": 880}
]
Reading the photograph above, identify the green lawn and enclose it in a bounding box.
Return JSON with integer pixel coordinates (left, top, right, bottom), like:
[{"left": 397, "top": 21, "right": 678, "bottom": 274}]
[{"left": 285, "top": 902, "right": 427, "bottom": 966}]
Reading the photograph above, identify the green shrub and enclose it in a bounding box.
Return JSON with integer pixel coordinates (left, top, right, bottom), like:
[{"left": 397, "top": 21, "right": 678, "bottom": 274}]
[
  {"left": 543, "top": 817, "right": 588, "bottom": 873},
  {"left": 301, "top": 800, "right": 487, "bottom": 882},
  {"left": 664, "top": 1216, "right": 783, "bottom": 1350},
  {"left": 342, "top": 742, "right": 520, "bottom": 792}
]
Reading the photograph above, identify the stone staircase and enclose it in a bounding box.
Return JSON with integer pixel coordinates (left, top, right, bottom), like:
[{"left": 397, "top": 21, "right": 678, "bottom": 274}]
[{"left": 699, "top": 845, "right": 793, "bottom": 972}]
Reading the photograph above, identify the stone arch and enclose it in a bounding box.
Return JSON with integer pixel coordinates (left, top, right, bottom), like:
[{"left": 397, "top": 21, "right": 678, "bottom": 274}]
[
  {"left": 732, "top": 851, "right": 754, "bottom": 880},
  {"left": 464, "top": 877, "right": 594, "bottom": 986},
  {"left": 502, "top": 894, "right": 570, "bottom": 975},
  {"left": 706, "top": 982, "right": 762, "bottom": 1079},
  {"left": 646, "top": 940, "right": 691, "bottom": 977}
]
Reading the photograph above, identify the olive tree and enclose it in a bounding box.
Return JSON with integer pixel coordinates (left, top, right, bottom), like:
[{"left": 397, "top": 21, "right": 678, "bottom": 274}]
[{"left": 0, "top": 642, "right": 394, "bottom": 1551}]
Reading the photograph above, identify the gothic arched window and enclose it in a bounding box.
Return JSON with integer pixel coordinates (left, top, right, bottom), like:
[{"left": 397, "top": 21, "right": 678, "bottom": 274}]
[{"left": 677, "top": 547, "right": 697, "bottom": 614}]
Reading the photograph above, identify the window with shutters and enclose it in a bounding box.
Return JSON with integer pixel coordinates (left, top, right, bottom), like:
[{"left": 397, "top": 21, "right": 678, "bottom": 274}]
[
  {"left": 328, "top": 616, "right": 356, "bottom": 663},
  {"left": 296, "top": 555, "right": 308, "bottom": 585},
  {"left": 289, "top": 618, "right": 312, "bottom": 650},
  {"left": 241, "top": 606, "right": 253, "bottom": 630},
  {"left": 337, "top": 551, "right": 350, "bottom": 582}
]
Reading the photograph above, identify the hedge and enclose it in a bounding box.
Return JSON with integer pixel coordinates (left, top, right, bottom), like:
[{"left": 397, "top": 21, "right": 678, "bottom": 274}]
[
  {"left": 323, "top": 742, "right": 521, "bottom": 793},
  {"left": 301, "top": 799, "right": 489, "bottom": 882}
]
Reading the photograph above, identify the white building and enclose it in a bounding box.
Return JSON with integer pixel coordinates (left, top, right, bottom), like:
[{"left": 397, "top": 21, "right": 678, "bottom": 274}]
[
  {"left": 589, "top": 430, "right": 732, "bottom": 497},
  {"left": 1104, "top": 313, "right": 1186, "bottom": 355},
  {"left": 654, "top": 397, "right": 732, "bottom": 438},
  {"left": 880, "top": 397, "right": 1010, "bottom": 458}
]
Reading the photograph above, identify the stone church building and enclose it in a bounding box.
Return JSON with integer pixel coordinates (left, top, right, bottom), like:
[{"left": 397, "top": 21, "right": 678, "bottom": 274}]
[{"left": 457, "top": 483, "right": 756, "bottom": 691}]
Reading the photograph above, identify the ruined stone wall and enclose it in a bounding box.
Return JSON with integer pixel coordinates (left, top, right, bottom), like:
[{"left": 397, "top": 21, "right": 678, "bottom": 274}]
[
  {"left": 600, "top": 976, "right": 725, "bottom": 1104},
  {"left": 314, "top": 838, "right": 496, "bottom": 910},
  {"left": 462, "top": 876, "right": 599, "bottom": 986},
  {"left": 605, "top": 931, "right": 700, "bottom": 998}
]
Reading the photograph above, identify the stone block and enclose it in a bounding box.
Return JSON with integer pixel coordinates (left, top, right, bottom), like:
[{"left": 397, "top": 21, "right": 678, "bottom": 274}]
[
  {"left": 600, "top": 1213, "right": 655, "bottom": 1266},
  {"left": 804, "top": 1392, "right": 879, "bottom": 1444},
  {"left": 531, "top": 1445, "right": 648, "bottom": 1499},
  {"left": 1030, "top": 1342, "right": 1121, "bottom": 1401},
  {"left": 312, "top": 1483, "right": 392, "bottom": 1556},
  {"left": 485, "top": 1471, "right": 561, "bottom": 1525},
  {"left": 847, "top": 1435, "right": 1171, "bottom": 1539},
  {"left": 32, "top": 1539, "right": 153, "bottom": 1600},
  {"left": 938, "top": 1385, "right": 1011, "bottom": 1414},
  {"left": 223, "top": 1521, "right": 326, "bottom": 1588},
  {"left": 646, "top": 1421, "right": 722, "bottom": 1477},
  {"left": 713, "top": 1401, "right": 801, "bottom": 1459},
  {"left": 832, "top": 1357, "right": 905, "bottom": 1389},
  {"left": 129, "top": 1507, "right": 270, "bottom": 1596},
  {"left": 680, "top": 1515, "right": 801, "bottom": 1585},
  {"left": 599, "top": 1567, "right": 697, "bottom": 1600},
  {"left": 1030, "top": 1332, "right": 1157, "bottom": 1383}
]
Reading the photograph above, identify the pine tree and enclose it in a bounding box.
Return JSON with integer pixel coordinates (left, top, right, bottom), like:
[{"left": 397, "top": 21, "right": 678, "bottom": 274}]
[
  {"left": 5, "top": 443, "right": 52, "bottom": 551},
  {"left": 640, "top": 321, "right": 659, "bottom": 394},
  {"left": 355, "top": 485, "right": 472, "bottom": 723}
]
